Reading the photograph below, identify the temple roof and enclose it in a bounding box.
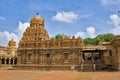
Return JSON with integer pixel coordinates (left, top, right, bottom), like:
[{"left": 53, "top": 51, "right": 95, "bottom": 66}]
[
  {"left": 8, "top": 39, "right": 16, "bottom": 47},
  {"left": 9, "top": 39, "right": 15, "bottom": 42},
  {"left": 30, "top": 13, "right": 44, "bottom": 24}
]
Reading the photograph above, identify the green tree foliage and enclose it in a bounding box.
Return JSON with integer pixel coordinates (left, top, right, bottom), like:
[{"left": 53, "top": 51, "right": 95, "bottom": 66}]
[
  {"left": 84, "top": 33, "right": 115, "bottom": 45},
  {"left": 84, "top": 38, "right": 95, "bottom": 45},
  {"left": 51, "top": 34, "right": 69, "bottom": 40},
  {"left": 104, "top": 33, "right": 115, "bottom": 42},
  {"left": 94, "top": 34, "right": 105, "bottom": 45}
]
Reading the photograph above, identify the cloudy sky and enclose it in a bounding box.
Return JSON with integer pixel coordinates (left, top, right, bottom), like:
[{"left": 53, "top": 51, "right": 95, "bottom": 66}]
[{"left": 0, "top": 0, "right": 120, "bottom": 46}]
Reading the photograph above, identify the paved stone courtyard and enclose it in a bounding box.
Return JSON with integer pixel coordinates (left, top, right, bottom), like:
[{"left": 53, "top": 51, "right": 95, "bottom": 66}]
[{"left": 0, "top": 70, "right": 120, "bottom": 80}]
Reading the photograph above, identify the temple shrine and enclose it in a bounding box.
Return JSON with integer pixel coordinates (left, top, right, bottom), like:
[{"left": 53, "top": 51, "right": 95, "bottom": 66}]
[{"left": 0, "top": 14, "right": 120, "bottom": 71}]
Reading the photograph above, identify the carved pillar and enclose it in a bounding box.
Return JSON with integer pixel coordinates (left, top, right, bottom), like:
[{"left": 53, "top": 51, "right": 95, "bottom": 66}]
[
  {"left": 78, "top": 53, "right": 81, "bottom": 64},
  {"left": 9, "top": 58, "right": 11, "bottom": 65},
  {"left": 52, "top": 54, "right": 55, "bottom": 64},
  {"left": 81, "top": 51, "right": 84, "bottom": 60},
  {"left": 37, "top": 51, "right": 39, "bottom": 64},
  {"left": 17, "top": 51, "right": 20, "bottom": 64},
  {"left": 36, "top": 52, "right": 39, "bottom": 64},
  {"left": 118, "top": 47, "right": 120, "bottom": 70},
  {"left": 4, "top": 58, "right": 6, "bottom": 65},
  {"left": 43, "top": 53, "right": 44, "bottom": 64},
  {"left": 40, "top": 54, "right": 43, "bottom": 64},
  {"left": 34, "top": 52, "right": 35, "bottom": 64},
  {"left": 13, "top": 58, "right": 15, "bottom": 65},
  {"left": 18, "top": 55, "right": 21, "bottom": 64},
  {"left": 100, "top": 51, "right": 104, "bottom": 64},
  {"left": 92, "top": 52, "right": 94, "bottom": 64},
  {"left": 0, "top": 57, "right": 1, "bottom": 65}
]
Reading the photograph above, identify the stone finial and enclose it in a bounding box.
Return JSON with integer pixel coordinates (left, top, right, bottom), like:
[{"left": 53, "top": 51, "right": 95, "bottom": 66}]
[{"left": 36, "top": 12, "right": 39, "bottom": 15}]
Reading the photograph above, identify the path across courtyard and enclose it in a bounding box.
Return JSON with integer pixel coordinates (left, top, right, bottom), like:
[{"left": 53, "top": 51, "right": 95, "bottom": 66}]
[{"left": 0, "top": 70, "right": 120, "bottom": 80}]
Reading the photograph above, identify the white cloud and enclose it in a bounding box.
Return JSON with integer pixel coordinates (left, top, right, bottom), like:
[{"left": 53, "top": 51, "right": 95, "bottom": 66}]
[
  {"left": 109, "top": 14, "right": 120, "bottom": 34},
  {"left": 100, "top": 0, "right": 120, "bottom": 5},
  {"left": 0, "top": 21, "right": 29, "bottom": 46},
  {"left": 75, "top": 26, "right": 96, "bottom": 38},
  {"left": 111, "top": 27, "right": 120, "bottom": 34},
  {"left": 75, "top": 32, "right": 85, "bottom": 38},
  {"left": 0, "top": 31, "right": 18, "bottom": 46},
  {"left": 109, "top": 14, "right": 120, "bottom": 27},
  {"left": 15, "top": 22, "right": 29, "bottom": 40},
  {"left": 52, "top": 11, "right": 78, "bottom": 23},
  {"left": 86, "top": 27, "right": 96, "bottom": 38},
  {"left": 0, "top": 16, "right": 5, "bottom": 21}
]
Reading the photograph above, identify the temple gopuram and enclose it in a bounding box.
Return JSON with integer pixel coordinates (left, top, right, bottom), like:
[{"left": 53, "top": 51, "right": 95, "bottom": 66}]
[{"left": 0, "top": 14, "right": 120, "bottom": 71}]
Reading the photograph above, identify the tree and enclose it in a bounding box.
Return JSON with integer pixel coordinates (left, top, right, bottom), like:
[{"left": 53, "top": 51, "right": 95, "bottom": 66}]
[
  {"left": 84, "top": 33, "right": 115, "bottom": 45},
  {"left": 104, "top": 33, "right": 115, "bottom": 42},
  {"left": 52, "top": 34, "right": 69, "bottom": 40},
  {"left": 84, "top": 38, "right": 95, "bottom": 45},
  {"left": 94, "top": 33, "right": 115, "bottom": 44},
  {"left": 94, "top": 34, "right": 105, "bottom": 45}
]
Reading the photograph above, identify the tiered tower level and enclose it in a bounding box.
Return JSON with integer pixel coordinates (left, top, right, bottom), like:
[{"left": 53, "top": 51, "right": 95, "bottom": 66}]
[{"left": 19, "top": 14, "right": 49, "bottom": 49}]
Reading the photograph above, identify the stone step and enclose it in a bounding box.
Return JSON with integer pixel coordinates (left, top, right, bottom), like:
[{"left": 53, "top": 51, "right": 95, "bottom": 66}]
[
  {"left": 0, "top": 65, "right": 14, "bottom": 70},
  {"left": 82, "top": 64, "right": 94, "bottom": 72}
]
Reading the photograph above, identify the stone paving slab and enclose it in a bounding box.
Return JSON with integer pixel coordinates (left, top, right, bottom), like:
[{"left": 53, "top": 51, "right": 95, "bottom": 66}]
[{"left": 0, "top": 70, "right": 120, "bottom": 80}]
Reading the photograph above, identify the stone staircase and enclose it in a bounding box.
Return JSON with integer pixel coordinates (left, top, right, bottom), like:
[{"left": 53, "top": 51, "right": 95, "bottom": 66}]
[
  {"left": 81, "top": 60, "right": 105, "bottom": 72},
  {"left": 94, "top": 60, "right": 104, "bottom": 71},
  {"left": 81, "top": 60, "right": 95, "bottom": 72}
]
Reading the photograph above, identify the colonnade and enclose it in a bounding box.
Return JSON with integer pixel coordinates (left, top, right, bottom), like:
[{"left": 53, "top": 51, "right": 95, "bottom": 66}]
[{"left": 0, "top": 57, "right": 17, "bottom": 65}]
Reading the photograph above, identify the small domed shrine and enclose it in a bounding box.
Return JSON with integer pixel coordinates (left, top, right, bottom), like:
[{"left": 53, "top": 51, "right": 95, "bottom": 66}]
[{"left": 8, "top": 39, "right": 16, "bottom": 47}]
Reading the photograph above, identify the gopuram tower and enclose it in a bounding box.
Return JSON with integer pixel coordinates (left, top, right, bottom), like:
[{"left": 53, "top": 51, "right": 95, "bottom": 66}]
[{"left": 18, "top": 13, "right": 50, "bottom": 64}]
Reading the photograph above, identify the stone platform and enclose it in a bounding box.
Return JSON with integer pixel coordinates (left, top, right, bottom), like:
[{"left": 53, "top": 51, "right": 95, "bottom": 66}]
[{"left": 13, "top": 64, "right": 81, "bottom": 71}]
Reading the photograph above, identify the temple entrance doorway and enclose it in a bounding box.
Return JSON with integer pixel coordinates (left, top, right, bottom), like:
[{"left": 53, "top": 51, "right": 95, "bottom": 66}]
[
  {"left": 83, "top": 51, "right": 102, "bottom": 61},
  {"left": 82, "top": 50, "right": 104, "bottom": 71}
]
